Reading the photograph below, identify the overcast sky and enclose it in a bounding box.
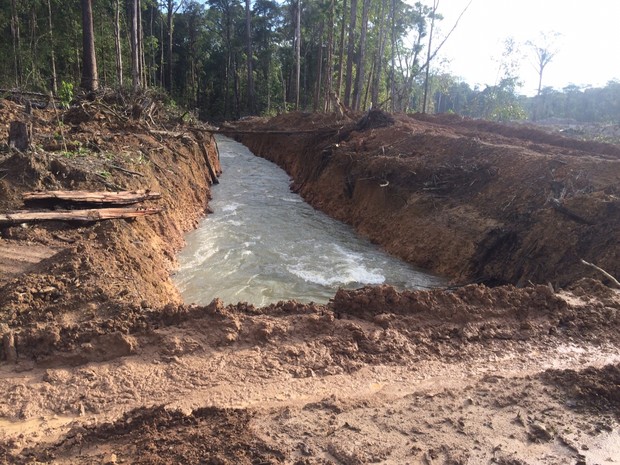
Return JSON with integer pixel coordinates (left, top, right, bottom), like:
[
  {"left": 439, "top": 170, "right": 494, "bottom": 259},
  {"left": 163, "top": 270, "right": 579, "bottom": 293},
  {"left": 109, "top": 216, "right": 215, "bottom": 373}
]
[{"left": 424, "top": 0, "right": 620, "bottom": 95}]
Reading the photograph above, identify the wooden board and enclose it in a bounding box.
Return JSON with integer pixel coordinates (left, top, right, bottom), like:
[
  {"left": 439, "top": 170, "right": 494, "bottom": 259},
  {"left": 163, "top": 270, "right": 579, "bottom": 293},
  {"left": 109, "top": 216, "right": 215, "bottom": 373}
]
[
  {"left": 0, "top": 207, "right": 162, "bottom": 224},
  {"left": 22, "top": 190, "right": 161, "bottom": 205}
]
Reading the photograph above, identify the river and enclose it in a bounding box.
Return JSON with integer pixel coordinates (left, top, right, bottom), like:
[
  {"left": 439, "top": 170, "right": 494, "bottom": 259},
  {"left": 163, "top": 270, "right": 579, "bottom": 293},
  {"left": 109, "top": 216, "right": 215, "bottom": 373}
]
[{"left": 173, "top": 136, "right": 444, "bottom": 306}]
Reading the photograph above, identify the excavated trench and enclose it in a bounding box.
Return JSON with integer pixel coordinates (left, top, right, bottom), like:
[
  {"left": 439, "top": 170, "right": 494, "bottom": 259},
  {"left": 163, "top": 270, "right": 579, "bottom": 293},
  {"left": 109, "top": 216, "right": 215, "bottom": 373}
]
[
  {"left": 1, "top": 103, "right": 620, "bottom": 464},
  {"left": 174, "top": 136, "right": 445, "bottom": 307},
  {"left": 227, "top": 111, "right": 620, "bottom": 288}
]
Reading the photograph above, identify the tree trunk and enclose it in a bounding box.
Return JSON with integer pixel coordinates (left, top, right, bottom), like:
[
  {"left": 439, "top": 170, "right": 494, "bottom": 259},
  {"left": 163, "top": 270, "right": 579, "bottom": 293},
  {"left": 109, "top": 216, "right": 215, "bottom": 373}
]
[
  {"left": 313, "top": 21, "right": 324, "bottom": 112},
  {"left": 11, "top": 0, "right": 23, "bottom": 88},
  {"left": 224, "top": 3, "right": 232, "bottom": 118},
  {"left": 245, "top": 0, "right": 255, "bottom": 113},
  {"left": 422, "top": 0, "right": 438, "bottom": 114},
  {"left": 294, "top": 0, "right": 301, "bottom": 110},
  {"left": 167, "top": 0, "right": 174, "bottom": 92},
  {"left": 148, "top": 4, "right": 155, "bottom": 86},
  {"left": 47, "top": 0, "right": 58, "bottom": 94},
  {"left": 323, "top": 0, "right": 334, "bottom": 111},
  {"left": 131, "top": 0, "right": 140, "bottom": 92},
  {"left": 352, "top": 0, "right": 369, "bottom": 111},
  {"left": 138, "top": 0, "right": 146, "bottom": 88},
  {"left": 30, "top": 5, "right": 39, "bottom": 87},
  {"left": 233, "top": 53, "right": 240, "bottom": 118},
  {"left": 335, "top": 0, "right": 347, "bottom": 98},
  {"left": 343, "top": 0, "right": 357, "bottom": 108},
  {"left": 371, "top": 0, "right": 387, "bottom": 108},
  {"left": 114, "top": 0, "right": 123, "bottom": 87},
  {"left": 266, "top": 61, "right": 271, "bottom": 113},
  {"left": 80, "top": 0, "right": 99, "bottom": 92}
]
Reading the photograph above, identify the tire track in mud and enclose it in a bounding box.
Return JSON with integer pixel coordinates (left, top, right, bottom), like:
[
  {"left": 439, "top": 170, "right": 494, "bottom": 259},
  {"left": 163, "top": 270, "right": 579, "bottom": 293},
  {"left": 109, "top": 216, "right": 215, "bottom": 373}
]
[{"left": 1, "top": 286, "right": 619, "bottom": 463}]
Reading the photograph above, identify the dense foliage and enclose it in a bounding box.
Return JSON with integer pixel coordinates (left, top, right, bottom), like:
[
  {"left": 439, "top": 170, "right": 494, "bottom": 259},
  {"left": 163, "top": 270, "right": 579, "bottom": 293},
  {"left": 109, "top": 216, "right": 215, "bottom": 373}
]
[{"left": 1, "top": 0, "right": 618, "bottom": 123}]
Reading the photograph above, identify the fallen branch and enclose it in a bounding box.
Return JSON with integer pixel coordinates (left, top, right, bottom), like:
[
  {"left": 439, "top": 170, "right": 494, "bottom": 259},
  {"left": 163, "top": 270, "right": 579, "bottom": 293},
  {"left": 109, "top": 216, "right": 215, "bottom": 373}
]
[
  {"left": 23, "top": 189, "right": 161, "bottom": 205},
  {"left": 215, "top": 128, "right": 340, "bottom": 135},
  {"left": 550, "top": 199, "right": 594, "bottom": 225},
  {"left": 0, "top": 207, "right": 161, "bottom": 224},
  {"left": 149, "top": 129, "right": 186, "bottom": 138},
  {"left": 580, "top": 259, "right": 620, "bottom": 289},
  {"left": 107, "top": 164, "right": 145, "bottom": 178},
  {"left": 0, "top": 88, "right": 57, "bottom": 100},
  {"left": 190, "top": 130, "right": 219, "bottom": 185}
]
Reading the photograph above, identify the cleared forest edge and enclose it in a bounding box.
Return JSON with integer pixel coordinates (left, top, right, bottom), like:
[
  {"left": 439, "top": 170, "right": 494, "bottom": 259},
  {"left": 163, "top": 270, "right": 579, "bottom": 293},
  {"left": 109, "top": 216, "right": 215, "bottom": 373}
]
[{"left": 227, "top": 111, "right": 620, "bottom": 287}]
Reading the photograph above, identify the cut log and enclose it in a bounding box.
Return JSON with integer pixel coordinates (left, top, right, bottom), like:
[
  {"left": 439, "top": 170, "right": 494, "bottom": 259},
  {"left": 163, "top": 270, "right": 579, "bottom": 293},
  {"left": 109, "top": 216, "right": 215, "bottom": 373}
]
[
  {"left": 8, "top": 121, "right": 31, "bottom": 151},
  {"left": 0, "top": 207, "right": 162, "bottom": 224},
  {"left": 23, "top": 189, "right": 161, "bottom": 205}
]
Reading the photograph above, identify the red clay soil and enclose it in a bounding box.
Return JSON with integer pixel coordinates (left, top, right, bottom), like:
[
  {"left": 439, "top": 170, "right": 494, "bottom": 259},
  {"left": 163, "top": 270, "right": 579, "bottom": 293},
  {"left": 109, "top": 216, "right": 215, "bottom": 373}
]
[
  {"left": 1, "top": 103, "right": 619, "bottom": 464},
  {"left": 229, "top": 110, "right": 620, "bottom": 287}
]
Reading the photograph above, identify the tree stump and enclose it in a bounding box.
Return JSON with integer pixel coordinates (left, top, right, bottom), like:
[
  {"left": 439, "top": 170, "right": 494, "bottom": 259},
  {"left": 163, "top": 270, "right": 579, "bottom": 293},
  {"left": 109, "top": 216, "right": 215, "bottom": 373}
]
[
  {"left": 8, "top": 121, "right": 31, "bottom": 151},
  {"left": 2, "top": 331, "right": 17, "bottom": 363}
]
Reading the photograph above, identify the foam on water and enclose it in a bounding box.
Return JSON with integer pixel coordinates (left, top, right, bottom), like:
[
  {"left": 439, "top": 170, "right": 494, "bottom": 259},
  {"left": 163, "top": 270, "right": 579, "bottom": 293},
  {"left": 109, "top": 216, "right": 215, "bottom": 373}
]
[{"left": 174, "top": 136, "right": 445, "bottom": 306}]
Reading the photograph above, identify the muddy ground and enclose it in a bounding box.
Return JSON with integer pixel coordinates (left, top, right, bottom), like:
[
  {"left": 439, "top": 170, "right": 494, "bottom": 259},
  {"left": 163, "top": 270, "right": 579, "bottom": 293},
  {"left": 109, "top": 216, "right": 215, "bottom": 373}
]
[{"left": 0, "top": 100, "right": 619, "bottom": 464}]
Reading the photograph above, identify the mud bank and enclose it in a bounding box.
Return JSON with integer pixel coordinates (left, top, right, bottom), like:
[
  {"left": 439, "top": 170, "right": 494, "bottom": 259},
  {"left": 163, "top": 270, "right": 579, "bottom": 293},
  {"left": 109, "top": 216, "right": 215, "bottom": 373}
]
[
  {"left": 0, "top": 97, "right": 221, "bottom": 360},
  {"left": 228, "top": 111, "right": 620, "bottom": 287}
]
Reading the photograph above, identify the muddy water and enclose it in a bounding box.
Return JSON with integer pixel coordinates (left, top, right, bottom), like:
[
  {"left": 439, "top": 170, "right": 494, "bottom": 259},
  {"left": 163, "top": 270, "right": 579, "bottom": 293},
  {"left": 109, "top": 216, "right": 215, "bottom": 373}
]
[{"left": 174, "top": 136, "right": 444, "bottom": 306}]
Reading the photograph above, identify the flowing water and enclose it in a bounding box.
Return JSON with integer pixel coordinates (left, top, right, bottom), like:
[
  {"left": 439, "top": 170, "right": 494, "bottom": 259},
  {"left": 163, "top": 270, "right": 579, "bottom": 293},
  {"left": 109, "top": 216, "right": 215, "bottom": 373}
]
[{"left": 174, "top": 136, "right": 445, "bottom": 306}]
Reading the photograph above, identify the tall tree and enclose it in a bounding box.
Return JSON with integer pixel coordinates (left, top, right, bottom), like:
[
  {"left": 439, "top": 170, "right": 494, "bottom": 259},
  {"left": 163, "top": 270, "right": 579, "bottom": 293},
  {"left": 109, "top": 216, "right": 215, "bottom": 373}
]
[
  {"left": 351, "top": 0, "right": 369, "bottom": 110},
  {"left": 245, "top": 0, "right": 255, "bottom": 112},
  {"left": 343, "top": 0, "right": 357, "bottom": 107},
  {"left": 527, "top": 31, "right": 560, "bottom": 120},
  {"left": 528, "top": 31, "right": 560, "bottom": 96},
  {"left": 47, "top": 0, "right": 58, "bottom": 93},
  {"left": 130, "top": 0, "right": 140, "bottom": 91},
  {"left": 323, "top": 0, "right": 334, "bottom": 111},
  {"left": 166, "top": 0, "right": 185, "bottom": 91},
  {"left": 335, "top": 0, "right": 347, "bottom": 98},
  {"left": 421, "top": 0, "right": 438, "bottom": 113},
  {"left": 10, "top": 0, "right": 23, "bottom": 87},
  {"left": 113, "top": 0, "right": 123, "bottom": 87},
  {"left": 294, "top": 0, "right": 301, "bottom": 109},
  {"left": 80, "top": 0, "right": 99, "bottom": 92},
  {"left": 370, "top": 0, "right": 388, "bottom": 108}
]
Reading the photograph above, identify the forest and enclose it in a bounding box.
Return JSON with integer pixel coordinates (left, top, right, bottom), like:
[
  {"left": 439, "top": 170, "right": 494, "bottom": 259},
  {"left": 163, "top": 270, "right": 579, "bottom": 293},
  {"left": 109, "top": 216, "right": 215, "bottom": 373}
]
[{"left": 1, "top": 0, "right": 619, "bottom": 123}]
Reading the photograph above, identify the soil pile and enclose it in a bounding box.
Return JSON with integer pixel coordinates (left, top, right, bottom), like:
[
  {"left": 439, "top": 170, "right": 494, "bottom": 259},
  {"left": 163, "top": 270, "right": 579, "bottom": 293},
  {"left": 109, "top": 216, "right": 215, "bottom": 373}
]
[
  {"left": 0, "top": 95, "right": 221, "bottom": 360},
  {"left": 1, "top": 104, "right": 619, "bottom": 464}
]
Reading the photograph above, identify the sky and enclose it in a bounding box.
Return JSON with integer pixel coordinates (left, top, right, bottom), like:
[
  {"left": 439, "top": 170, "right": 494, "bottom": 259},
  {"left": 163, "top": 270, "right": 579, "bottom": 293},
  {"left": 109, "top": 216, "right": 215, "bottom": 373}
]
[{"left": 424, "top": 0, "right": 620, "bottom": 96}]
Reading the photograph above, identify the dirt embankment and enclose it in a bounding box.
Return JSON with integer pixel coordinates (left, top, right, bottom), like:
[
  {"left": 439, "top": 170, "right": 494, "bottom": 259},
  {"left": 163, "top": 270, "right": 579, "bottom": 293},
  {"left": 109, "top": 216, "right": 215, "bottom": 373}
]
[
  {"left": 0, "top": 97, "right": 221, "bottom": 361},
  {"left": 229, "top": 111, "right": 620, "bottom": 287}
]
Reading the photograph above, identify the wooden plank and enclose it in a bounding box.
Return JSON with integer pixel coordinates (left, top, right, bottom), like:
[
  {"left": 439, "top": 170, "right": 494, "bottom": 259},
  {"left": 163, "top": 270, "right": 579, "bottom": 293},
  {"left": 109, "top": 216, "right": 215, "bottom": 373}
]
[
  {"left": 0, "top": 207, "right": 162, "bottom": 224},
  {"left": 22, "top": 189, "right": 161, "bottom": 204}
]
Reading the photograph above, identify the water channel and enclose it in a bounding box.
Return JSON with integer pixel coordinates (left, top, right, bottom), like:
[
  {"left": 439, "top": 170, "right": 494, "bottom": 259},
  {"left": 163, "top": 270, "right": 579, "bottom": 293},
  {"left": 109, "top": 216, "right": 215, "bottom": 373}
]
[{"left": 173, "top": 136, "right": 445, "bottom": 307}]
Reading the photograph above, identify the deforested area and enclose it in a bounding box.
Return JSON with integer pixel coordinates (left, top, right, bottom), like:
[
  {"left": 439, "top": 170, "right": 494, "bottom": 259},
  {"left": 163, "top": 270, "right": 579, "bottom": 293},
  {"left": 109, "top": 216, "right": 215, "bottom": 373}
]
[
  {"left": 2, "top": 0, "right": 620, "bottom": 463},
  {"left": 0, "top": 97, "right": 618, "bottom": 464}
]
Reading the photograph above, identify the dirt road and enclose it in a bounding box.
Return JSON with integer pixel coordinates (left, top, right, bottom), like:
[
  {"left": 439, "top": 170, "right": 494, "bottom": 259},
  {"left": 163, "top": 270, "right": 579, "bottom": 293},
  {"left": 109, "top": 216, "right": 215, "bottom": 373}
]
[{"left": 1, "top": 101, "right": 619, "bottom": 464}]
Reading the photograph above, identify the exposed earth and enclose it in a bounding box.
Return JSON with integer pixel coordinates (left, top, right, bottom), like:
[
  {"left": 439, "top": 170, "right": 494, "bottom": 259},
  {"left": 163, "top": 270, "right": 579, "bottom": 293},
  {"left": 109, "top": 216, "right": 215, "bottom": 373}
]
[{"left": 0, "top": 97, "right": 619, "bottom": 464}]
